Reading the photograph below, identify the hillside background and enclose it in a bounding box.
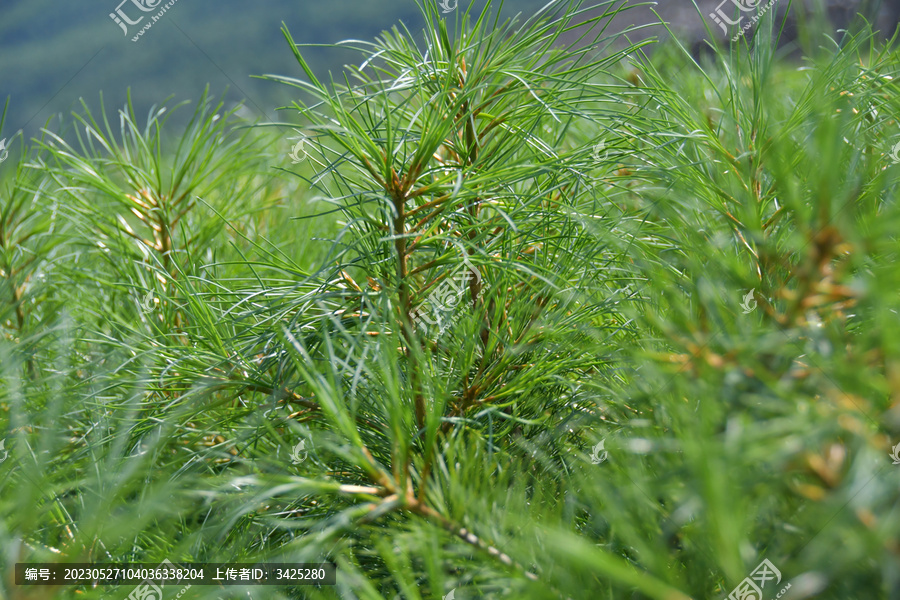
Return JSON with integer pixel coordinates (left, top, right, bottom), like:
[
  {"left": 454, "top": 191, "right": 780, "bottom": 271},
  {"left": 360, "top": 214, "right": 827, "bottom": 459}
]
[{"left": 1, "top": 0, "right": 898, "bottom": 138}]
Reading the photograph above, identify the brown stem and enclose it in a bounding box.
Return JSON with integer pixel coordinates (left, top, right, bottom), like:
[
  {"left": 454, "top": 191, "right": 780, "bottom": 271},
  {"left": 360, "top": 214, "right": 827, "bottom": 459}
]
[
  {"left": 411, "top": 502, "right": 539, "bottom": 582},
  {"left": 241, "top": 382, "right": 319, "bottom": 410},
  {"left": 405, "top": 192, "right": 453, "bottom": 219},
  {"left": 388, "top": 168, "right": 426, "bottom": 431},
  {"left": 11, "top": 280, "right": 36, "bottom": 379}
]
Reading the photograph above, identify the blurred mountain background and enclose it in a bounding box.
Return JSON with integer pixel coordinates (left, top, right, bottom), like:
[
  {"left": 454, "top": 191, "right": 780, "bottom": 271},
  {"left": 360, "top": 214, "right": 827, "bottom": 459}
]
[{"left": 1, "top": 0, "right": 897, "bottom": 139}]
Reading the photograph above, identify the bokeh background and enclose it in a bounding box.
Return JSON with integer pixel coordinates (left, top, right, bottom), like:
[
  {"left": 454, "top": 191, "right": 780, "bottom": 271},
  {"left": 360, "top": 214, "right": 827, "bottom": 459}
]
[{"left": 1, "top": 0, "right": 898, "bottom": 139}]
